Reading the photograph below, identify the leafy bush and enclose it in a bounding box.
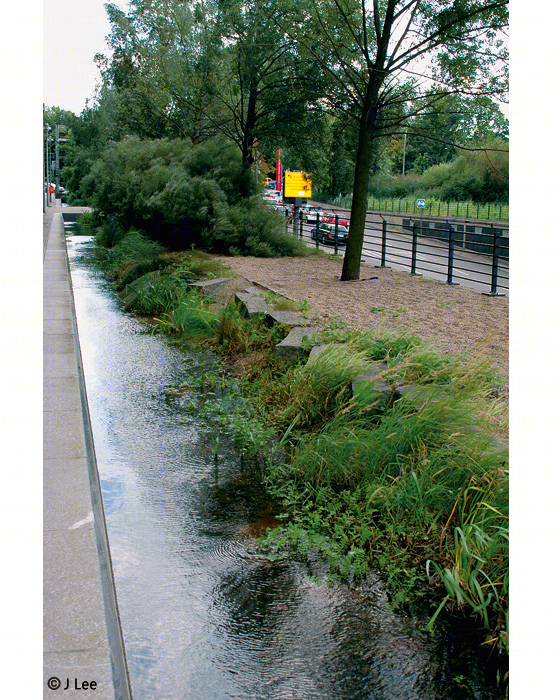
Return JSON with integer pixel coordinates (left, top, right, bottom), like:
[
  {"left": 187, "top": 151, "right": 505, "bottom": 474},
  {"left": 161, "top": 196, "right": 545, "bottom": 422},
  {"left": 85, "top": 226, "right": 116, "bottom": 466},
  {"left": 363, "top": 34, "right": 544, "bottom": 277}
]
[
  {"left": 83, "top": 134, "right": 304, "bottom": 255},
  {"left": 366, "top": 141, "right": 508, "bottom": 204},
  {"left": 208, "top": 201, "right": 307, "bottom": 257}
]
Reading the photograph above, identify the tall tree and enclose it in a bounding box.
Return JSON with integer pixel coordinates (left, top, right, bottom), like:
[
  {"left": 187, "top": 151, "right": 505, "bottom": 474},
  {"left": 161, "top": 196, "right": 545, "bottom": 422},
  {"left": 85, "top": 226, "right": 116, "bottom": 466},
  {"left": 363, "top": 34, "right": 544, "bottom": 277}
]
[
  {"left": 276, "top": 0, "right": 508, "bottom": 280},
  {"left": 99, "top": 0, "right": 324, "bottom": 184}
]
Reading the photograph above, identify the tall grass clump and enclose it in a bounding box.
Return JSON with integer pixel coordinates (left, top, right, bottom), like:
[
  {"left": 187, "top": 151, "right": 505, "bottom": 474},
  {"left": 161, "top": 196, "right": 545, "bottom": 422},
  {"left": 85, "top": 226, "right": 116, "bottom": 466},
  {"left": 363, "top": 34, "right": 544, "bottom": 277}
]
[
  {"left": 93, "top": 227, "right": 166, "bottom": 289},
  {"left": 94, "top": 219, "right": 127, "bottom": 249},
  {"left": 258, "top": 339, "right": 508, "bottom": 652},
  {"left": 122, "top": 273, "right": 179, "bottom": 315},
  {"left": 272, "top": 345, "right": 372, "bottom": 431},
  {"left": 155, "top": 296, "right": 285, "bottom": 354},
  {"left": 155, "top": 289, "right": 218, "bottom": 342},
  {"left": 215, "top": 302, "right": 283, "bottom": 354}
]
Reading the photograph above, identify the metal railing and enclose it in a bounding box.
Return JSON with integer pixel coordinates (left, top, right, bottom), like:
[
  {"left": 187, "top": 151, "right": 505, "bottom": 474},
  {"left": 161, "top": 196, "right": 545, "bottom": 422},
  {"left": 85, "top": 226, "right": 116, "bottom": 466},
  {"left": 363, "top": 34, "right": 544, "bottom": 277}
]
[
  {"left": 327, "top": 195, "right": 509, "bottom": 222},
  {"left": 284, "top": 206, "right": 509, "bottom": 296}
]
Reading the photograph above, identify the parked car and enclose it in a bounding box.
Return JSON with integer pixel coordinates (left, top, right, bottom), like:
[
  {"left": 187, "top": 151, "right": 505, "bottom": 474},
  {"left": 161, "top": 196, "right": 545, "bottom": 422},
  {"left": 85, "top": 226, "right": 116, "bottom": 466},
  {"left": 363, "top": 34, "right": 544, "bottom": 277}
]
[
  {"left": 321, "top": 211, "right": 349, "bottom": 227},
  {"left": 261, "top": 193, "right": 278, "bottom": 205},
  {"left": 310, "top": 222, "right": 349, "bottom": 246},
  {"left": 299, "top": 204, "right": 325, "bottom": 222}
]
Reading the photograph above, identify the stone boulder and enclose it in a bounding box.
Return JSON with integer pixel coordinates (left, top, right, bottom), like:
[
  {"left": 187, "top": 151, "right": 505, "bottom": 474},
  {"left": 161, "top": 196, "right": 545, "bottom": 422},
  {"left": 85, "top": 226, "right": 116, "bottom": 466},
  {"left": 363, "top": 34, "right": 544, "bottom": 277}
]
[{"left": 274, "top": 326, "right": 322, "bottom": 361}]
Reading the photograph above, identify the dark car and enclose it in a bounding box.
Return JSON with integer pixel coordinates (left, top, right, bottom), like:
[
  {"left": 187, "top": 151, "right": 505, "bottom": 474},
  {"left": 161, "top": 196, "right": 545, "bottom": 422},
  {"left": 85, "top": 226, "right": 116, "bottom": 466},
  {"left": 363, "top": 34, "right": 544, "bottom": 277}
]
[{"left": 310, "top": 222, "right": 349, "bottom": 246}]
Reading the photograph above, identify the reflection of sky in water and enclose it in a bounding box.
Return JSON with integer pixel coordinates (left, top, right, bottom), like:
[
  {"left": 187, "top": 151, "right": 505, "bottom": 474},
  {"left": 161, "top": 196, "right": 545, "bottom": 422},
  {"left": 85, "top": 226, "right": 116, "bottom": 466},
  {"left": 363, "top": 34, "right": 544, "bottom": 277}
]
[
  {"left": 99, "top": 475, "right": 125, "bottom": 513},
  {"left": 67, "top": 237, "right": 502, "bottom": 700}
]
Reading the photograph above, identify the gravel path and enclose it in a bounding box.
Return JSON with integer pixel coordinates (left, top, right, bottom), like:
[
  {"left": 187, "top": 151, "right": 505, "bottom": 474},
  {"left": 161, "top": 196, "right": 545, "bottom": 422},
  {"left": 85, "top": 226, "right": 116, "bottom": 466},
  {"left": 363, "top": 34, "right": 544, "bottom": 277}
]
[{"left": 214, "top": 254, "right": 509, "bottom": 385}]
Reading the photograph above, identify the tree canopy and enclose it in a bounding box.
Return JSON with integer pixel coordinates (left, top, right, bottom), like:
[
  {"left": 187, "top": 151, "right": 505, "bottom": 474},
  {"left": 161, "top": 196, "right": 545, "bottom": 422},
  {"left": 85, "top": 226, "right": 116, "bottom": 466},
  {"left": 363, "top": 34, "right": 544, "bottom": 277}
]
[{"left": 56, "top": 0, "right": 508, "bottom": 278}]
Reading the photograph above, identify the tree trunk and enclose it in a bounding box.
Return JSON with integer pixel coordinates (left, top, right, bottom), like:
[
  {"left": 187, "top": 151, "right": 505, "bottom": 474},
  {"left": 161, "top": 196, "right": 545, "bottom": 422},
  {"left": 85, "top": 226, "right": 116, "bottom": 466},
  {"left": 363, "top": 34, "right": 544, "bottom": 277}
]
[
  {"left": 341, "top": 110, "right": 376, "bottom": 281},
  {"left": 241, "top": 84, "right": 258, "bottom": 171}
]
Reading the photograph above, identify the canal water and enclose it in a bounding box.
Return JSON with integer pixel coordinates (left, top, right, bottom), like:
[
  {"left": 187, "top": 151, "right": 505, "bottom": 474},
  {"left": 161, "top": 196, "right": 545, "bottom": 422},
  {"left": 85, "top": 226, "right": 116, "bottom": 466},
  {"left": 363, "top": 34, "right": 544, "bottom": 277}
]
[{"left": 67, "top": 235, "right": 502, "bottom": 700}]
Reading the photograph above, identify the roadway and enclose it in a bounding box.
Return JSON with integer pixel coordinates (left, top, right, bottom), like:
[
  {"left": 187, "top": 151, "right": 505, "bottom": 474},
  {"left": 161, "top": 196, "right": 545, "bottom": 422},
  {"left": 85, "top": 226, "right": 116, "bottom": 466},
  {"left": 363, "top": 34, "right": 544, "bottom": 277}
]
[{"left": 294, "top": 218, "right": 508, "bottom": 296}]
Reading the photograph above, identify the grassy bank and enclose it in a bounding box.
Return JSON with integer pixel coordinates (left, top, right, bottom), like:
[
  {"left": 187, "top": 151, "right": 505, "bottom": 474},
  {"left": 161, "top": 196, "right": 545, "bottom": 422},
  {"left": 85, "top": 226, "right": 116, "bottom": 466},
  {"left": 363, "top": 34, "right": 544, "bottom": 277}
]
[{"left": 89, "top": 229, "right": 509, "bottom": 669}]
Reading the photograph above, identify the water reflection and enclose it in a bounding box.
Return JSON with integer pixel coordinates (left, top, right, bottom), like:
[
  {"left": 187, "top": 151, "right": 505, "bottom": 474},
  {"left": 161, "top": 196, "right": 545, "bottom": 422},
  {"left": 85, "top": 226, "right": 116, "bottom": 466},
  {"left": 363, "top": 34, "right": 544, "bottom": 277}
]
[{"left": 68, "top": 236, "right": 501, "bottom": 700}]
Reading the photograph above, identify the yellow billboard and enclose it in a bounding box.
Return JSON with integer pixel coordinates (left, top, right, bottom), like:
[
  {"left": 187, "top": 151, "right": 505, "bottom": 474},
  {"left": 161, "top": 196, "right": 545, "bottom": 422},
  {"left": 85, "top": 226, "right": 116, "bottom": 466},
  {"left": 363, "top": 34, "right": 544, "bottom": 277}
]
[{"left": 284, "top": 171, "right": 312, "bottom": 198}]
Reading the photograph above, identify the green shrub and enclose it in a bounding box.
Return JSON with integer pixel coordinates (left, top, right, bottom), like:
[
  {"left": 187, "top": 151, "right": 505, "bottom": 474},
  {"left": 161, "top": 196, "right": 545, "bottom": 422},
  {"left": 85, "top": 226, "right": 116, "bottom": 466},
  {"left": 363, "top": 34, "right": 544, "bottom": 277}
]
[
  {"left": 206, "top": 200, "right": 307, "bottom": 257},
  {"left": 84, "top": 135, "right": 264, "bottom": 250},
  {"left": 94, "top": 219, "right": 127, "bottom": 248},
  {"left": 156, "top": 290, "right": 218, "bottom": 340}
]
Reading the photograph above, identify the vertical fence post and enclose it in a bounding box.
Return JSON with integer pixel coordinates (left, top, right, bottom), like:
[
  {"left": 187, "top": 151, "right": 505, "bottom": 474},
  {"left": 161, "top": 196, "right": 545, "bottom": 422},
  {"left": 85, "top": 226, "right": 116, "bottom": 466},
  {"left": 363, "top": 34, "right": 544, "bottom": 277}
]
[
  {"left": 334, "top": 214, "right": 339, "bottom": 255},
  {"left": 447, "top": 201, "right": 450, "bottom": 217},
  {"left": 487, "top": 203, "right": 490, "bottom": 219},
  {"left": 487, "top": 224, "right": 502, "bottom": 295},
  {"left": 456, "top": 202, "right": 459, "bottom": 217},
  {"left": 411, "top": 221, "right": 418, "bottom": 275},
  {"left": 447, "top": 223, "right": 456, "bottom": 285},
  {"left": 315, "top": 211, "right": 320, "bottom": 250},
  {"left": 380, "top": 218, "right": 387, "bottom": 267},
  {"left": 299, "top": 209, "right": 303, "bottom": 238}
]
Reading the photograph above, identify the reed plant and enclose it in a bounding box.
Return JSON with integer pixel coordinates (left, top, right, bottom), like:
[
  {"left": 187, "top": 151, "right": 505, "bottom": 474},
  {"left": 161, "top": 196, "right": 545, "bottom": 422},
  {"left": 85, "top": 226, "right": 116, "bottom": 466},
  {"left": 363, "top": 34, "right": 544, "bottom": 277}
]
[
  {"left": 215, "top": 302, "right": 282, "bottom": 354},
  {"left": 155, "top": 289, "right": 218, "bottom": 341},
  {"left": 271, "top": 345, "right": 372, "bottom": 431},
  {"left": 123, "top": 275, "right": 179, "bottom": 314},
  {"left": 259, "top": 346, "right": 508, "bottom": 653}
]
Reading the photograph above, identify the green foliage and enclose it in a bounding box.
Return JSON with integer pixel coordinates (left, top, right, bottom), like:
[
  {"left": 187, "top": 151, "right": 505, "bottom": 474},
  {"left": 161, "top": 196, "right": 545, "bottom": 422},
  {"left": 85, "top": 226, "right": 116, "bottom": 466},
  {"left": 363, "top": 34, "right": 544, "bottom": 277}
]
[
  {"left": 94, "top": 228, "right": 166, "bottom": 289},
  {"left": 208, "top": 201, "right": 307, "bottom": 257},
  {"left": 274, "top": 345, "right": 372, "bottom": 431},
  {"left": 121, "top": 272, "right": 179, "bottom": 314},
  {"left": 82, "top": 134, "right": 307, "bottom": 256},
  {"left": 156, "top": 289, "right": 219, "bottom": 340},
  {"left": 197, "top": 378, "right": 278, "bottom": 459},
  {"left": 366, "top": 140, "right": 509, "bottom": 205},
  {"left": 75, "top": 211, "right": 96, "bottom": 236},
  {"left": 243, "top": 329, "right": 508, "bottom": 650},
  {"left": 215, "top": 302, "right": 283, "bottom": 354},
  {"left": 94, "top": 219, "right": 127, "bottom": 248}
]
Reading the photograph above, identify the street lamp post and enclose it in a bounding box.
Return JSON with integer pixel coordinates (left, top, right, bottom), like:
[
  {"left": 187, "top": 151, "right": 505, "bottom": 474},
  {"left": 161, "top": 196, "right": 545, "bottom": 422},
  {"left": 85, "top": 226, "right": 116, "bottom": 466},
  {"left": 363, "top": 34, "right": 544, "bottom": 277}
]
[
  {"left": 44, "top": 123, "right": 53, "bottom": 207},
  {"left": 54, "top": 124, "right": 68, "bottom": 198}
]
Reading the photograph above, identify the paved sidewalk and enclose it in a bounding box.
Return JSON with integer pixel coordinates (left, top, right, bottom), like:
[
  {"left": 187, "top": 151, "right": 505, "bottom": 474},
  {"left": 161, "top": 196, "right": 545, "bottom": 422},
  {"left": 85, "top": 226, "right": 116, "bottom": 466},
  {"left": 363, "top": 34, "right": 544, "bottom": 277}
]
[{"left": 43, "top": 206, "right": 130, "bottom": 699}]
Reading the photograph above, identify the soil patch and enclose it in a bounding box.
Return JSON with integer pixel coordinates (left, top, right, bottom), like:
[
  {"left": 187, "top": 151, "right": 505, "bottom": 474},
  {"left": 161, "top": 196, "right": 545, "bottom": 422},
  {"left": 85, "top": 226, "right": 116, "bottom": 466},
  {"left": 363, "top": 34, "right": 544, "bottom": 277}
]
[{"left": 212, "top": 254, "right": 509, "bottom": 395}]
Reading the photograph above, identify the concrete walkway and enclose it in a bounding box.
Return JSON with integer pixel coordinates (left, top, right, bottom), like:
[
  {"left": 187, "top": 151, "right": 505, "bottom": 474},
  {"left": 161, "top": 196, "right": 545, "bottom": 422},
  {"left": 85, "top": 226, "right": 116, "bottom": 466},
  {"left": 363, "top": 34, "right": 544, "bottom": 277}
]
[{"left": 43, "top": 205, "right": 131, "bottom": 699}]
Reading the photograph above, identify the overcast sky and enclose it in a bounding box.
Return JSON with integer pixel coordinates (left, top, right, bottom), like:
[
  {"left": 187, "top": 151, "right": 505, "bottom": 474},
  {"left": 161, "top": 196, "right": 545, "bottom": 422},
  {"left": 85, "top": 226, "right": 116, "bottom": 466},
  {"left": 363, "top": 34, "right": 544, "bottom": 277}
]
[{"left": 43, "top": 0, "right": 127, "bottom": 114}]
